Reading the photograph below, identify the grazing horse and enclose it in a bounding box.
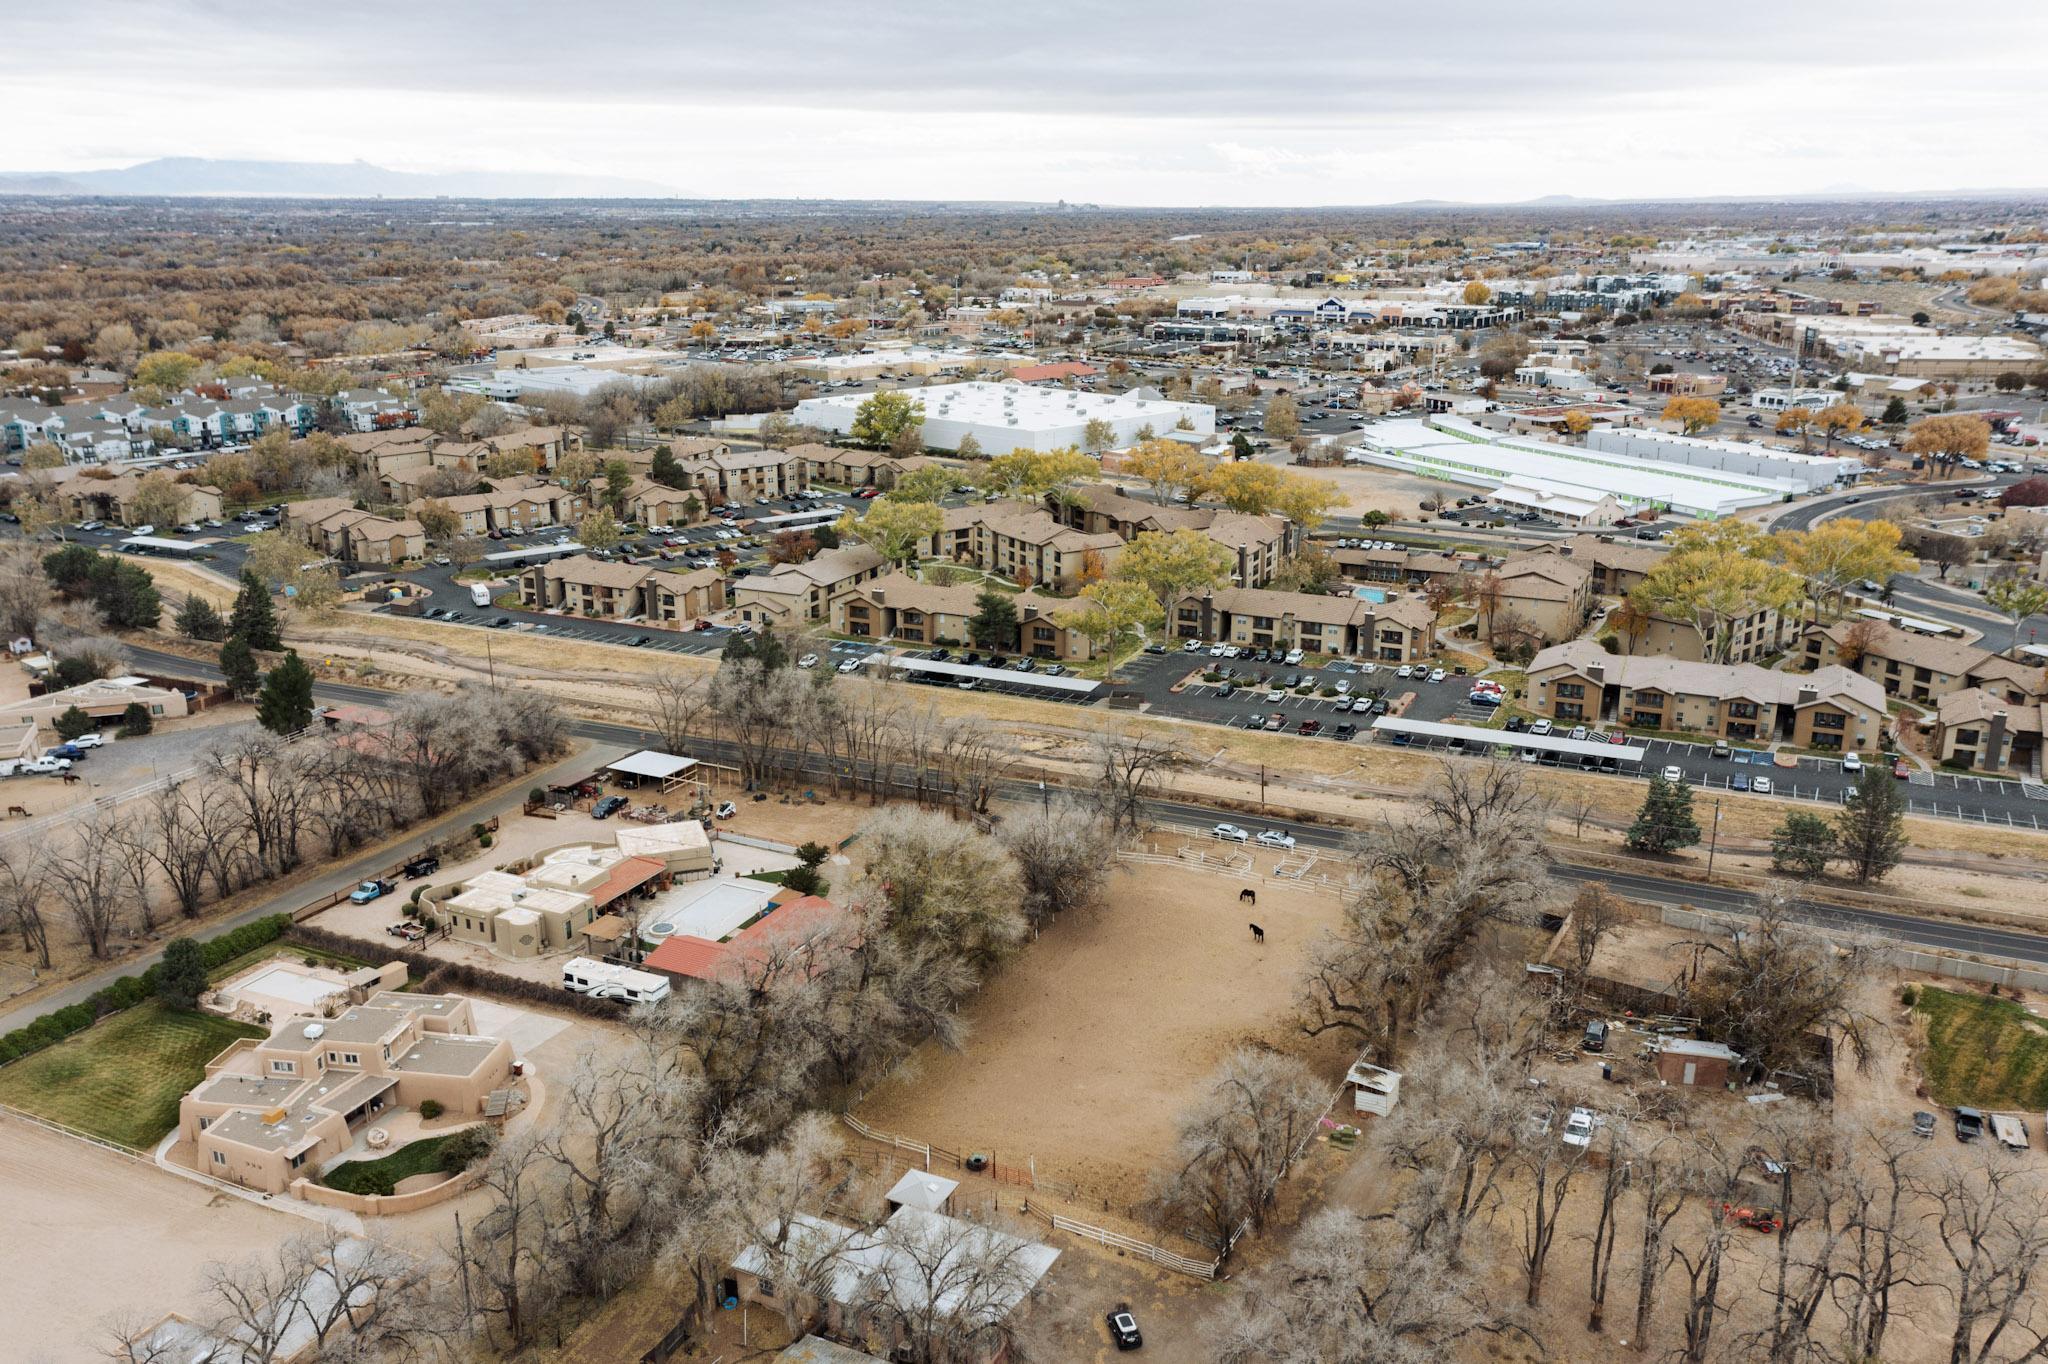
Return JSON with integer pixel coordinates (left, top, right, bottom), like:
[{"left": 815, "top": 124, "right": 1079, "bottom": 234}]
[
  {"left": 1239, "top": 887, "right": 1257, "bottom": 906},
  {"left": 5, "top": 805, "right": 28, "bottom": 819},
  {"left": 1249, "top": 923, "right": 1265, "bottom": 945}
]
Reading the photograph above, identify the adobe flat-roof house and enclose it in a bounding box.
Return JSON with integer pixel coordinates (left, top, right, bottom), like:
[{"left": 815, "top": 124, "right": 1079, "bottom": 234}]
[
  {"left": 426, "top": 831, "right": 714, "bottom": 960},
  {"left": 180, "top": 992, "right": 513, "bottom": 1195},
  {"left": 1528, "top": 639, "right": 1885, "bottom": 750}
]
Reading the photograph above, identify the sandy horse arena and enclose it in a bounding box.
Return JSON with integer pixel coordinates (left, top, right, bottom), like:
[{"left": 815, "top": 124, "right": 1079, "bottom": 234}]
[{"left": 856, "top": 853, "right": 1356, "bottom": 1202}]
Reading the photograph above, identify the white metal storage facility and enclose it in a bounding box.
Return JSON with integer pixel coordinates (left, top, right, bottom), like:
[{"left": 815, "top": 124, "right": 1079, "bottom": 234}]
[
  {"left": 792, "top": 381, "right": 1214, "bottom": 454},
  {"left": 1349, "top": 417, "right": 1790, "bottom": 519},
  {"left": 1584, "top": 428, "right": 1861, "bottom": 493}
]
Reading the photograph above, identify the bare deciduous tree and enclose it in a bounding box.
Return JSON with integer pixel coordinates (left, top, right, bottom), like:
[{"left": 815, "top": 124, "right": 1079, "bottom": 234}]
[
  {"left": 1091, "top": 727, "right": 1174, "bottom": 843},
  {"left": 1159, "top": 1046, "right": 1328, "bottom": 1252},
  {"left": 0, "top": 843, "right": 53, "bottom": 969},
  {"left": 1929, "top": 1158, "right": 2048, "bottom": 1364},
  {"left": 1685, "top": 881, "right": 1875, "bottom": 1080},
  {"left": 999, "top": 798, "right": 1116, "bottom": 930},
  {"left": 1210, "top": 1206, "right": 1537, "bottom": 1364},
  {"left": 646, "top": 667, "right": 713, "bottom": 756}
]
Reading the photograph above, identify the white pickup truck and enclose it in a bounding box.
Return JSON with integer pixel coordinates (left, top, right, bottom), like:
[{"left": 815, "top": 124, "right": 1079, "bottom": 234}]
[{"left": 1991, "top": 1113, "right": 2031, "bottom": 1152}]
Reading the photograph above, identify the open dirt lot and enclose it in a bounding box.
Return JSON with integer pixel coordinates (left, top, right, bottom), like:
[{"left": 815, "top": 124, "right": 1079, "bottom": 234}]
[
  {"left": 0, "top": 1114, "right": 311, "bottom": 1363},
  {"left": 855, "top": 852, "right": 1355, "bottom": 1204}
]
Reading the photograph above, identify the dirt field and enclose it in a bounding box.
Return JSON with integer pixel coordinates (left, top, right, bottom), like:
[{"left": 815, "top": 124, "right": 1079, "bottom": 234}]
[
  {"left": 855, "top": 854, "right": 1355, "bottom": 1203},
  {"left": 0, "top": 1114, "right": 312, "bottom": 1362}
]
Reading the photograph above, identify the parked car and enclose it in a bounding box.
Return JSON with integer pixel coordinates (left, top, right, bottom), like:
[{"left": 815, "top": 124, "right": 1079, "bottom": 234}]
[
  {"left": 1751, "top": 776, "right": 1774, "bottom": 795},
  {"left": 46, "top": 744, "right": 86, "bottom": 761},
  {"left": 402, "top": 855, "right": 441, "bottom": 880},
  {"left": 796, "top": 653, "right": 819, "bottom": 669},
  {"left": 1107, "top": 1306, "right": 1143, "bottom": 1351},
  {"left": 1661, "top": 765, "right": 1684, "bottom": 783},
  {"left": 1912, "top": 1110, "right": 1937, "bottom": 1139},
  {"left": 385, "top": 921, "right": 426, "bottom": 941},
  {"left": 1582, "top": 1019, "right": 1609, "bottom": 1053},
  {"left": 1955, "top": 1107, "right": 1986, "bottom": 1143},
  {"left": 1255, "top": 830, "right": 1297, "bottom": 850},
  {"left": 348, "top": 879, "right": 394, "bottom": 904},
  {"left": 593, "top": 795, "right": 630, "bottom": 819},
  {"left": 1529, "top": 719, "right": 1553, "bottom": 737},
  {"left": 21, "top": 756, "right": 70, "bottom": 775},
  {"left": 1562, "top": 1107, "right": 1598, "bottom": 1148},
  {"left": 1212, "top": 823, "right": 1250, "bottom": 843},
  {"left": 67, "top": 733, "right": 105, "bottom": 749},
  {"left": 1842, "top": 753, "right": 1863, "bottom": 774}
]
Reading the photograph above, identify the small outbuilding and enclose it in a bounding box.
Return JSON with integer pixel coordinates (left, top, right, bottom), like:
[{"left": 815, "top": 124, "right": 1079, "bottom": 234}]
[
  {"left": 1656, "top": 1038, "right": 1739, "bottom": 1089},
  {"left": 884, "top": 1170, "right": 959, "bottom": 1216},
  {"left": 606, "top": 749, "right": 701, "bottom": 793}
]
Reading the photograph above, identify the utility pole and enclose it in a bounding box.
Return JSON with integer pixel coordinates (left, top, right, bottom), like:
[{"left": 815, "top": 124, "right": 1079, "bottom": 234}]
[
  {"left": 1705, "top": 798, "right": 1723, "bottom": 878},
  {"left": 1260, "top": 763, "right": 1267, "bottom": 812}
]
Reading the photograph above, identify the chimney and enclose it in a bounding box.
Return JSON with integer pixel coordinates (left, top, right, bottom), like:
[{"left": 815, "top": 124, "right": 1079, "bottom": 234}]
[
  {"left": 871, "top": 587, "right": 886, "bottom": 605},
  {"left": 1796, "top": 684, "right": 1818, "bottom": 706},
  {"left": 1988, "top": 709, "right": 2009, "bottom": 769}
]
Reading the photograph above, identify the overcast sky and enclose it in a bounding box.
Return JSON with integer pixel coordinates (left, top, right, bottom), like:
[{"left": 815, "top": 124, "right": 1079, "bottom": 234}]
[{"left": 7, "top": 2, "right": 2045, "bottom": 205}]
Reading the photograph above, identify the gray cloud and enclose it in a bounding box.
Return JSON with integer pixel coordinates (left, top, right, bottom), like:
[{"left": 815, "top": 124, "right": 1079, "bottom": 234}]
[{"left": 4, "top": 1, "right": 2044, "bottom": 203}]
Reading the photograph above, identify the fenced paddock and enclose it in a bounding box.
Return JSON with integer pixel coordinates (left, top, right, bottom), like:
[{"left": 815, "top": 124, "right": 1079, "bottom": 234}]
[{"left": 851, "top": 856, "right": 1355, "bottom": 1211}]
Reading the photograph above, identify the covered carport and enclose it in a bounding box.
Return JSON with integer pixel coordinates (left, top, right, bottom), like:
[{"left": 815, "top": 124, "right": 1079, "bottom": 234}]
[
  {"left": 1369, "top": 716, "right": 1649, "bottom": 769},
  {"left": 862, "top": 654, "right": 1103, "bottom": 702},
  {"left": 606, "top": 749, "right": 703, "bottom": 794}
]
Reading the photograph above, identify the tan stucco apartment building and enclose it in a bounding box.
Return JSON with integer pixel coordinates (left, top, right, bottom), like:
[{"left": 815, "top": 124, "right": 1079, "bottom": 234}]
[
  {"left": 830, "top": 572, "right": 1100, "bottom": 659},
  {"left": 181, "top": 992, "right": 512, "bottom": 1194},
  {"left": 1528, "top": 639, "right": 1886, "bottom": 750},
  {"left": 1171, "top": 586, "right": 1435, "bottom": 661},
  {"left": 732, "top": 544, "right": 888, "bottom": 626}
]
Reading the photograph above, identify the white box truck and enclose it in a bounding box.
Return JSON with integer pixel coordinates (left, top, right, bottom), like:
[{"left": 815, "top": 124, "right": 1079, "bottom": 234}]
[
  {"left": 562, "top": 956, "right": 670, "bottom": 1005},
  {"left": 470, "top": 582, "right": 493, "bottom": 608}
]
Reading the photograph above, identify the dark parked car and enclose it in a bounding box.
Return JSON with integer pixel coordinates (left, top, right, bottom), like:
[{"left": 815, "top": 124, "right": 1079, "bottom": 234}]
[
  {"left": 1955, "top": 1107, "right": 1986, "bottom": 1143},
  {"left": 593, "top": 795, "right": 630, "bottom": 819},
  {"left": 1911, "top": 1111, "right": 1937, "bottom": 1139},
  {"left": 402, "top": 855, "right": 441, "bottom": 880},
  {"left": 491, "top": 616, "right": 513, "bottom": 628},
  {"left": 1582, "top": 1019, "right": 1609, "bottom": 1053},
  {"left": 1107, "top": 1306, "right": 1143, "bottom": 1351}
]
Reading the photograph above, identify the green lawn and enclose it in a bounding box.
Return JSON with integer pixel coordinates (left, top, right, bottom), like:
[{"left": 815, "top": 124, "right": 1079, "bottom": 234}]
[
  {"left": 1914, "top": 986, "right": 2048, "bottom": 1110},
  {"left": 322, "top": 1129, "right": 469, "bottom": 1196},
  {"left": 0, "top": 1003, "right": 267, "bottom": 1149}
]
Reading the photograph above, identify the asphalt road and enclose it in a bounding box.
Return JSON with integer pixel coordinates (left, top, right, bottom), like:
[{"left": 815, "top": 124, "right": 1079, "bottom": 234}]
[{"left": 66, "top": 640, "right": 2048, "bottom": 984}]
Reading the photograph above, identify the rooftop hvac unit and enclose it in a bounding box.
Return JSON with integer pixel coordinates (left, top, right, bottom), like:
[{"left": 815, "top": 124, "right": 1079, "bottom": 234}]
[
  {"left": 261, "top": 1107, "right": 288, "bottom": 1125},
  {"left": 302, "top": 1023, "right": 325, "bottom": 1040}
]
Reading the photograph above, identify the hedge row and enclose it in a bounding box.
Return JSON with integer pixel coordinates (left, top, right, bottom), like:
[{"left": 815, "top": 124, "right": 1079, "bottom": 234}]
[
  {"left": 0, "top": 914, "right": 294, "bottom": 1068},
  {"left": 283, "top": 925, "right": 629, "bottom": 1022}
]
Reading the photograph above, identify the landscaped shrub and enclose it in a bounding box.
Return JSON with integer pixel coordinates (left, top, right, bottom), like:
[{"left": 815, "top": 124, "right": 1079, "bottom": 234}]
[
  {"left": 418, "top": 1098, "right": 444, "bottom": 1120},
  {"left": 437, "top": 1125, "right": 493, "bottom": 1174},
  {"left": 0, "top": 913, "right": 293, "bottom": 1071}
]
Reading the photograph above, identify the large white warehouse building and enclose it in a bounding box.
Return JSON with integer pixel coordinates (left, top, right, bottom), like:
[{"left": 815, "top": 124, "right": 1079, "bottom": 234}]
[
  {"left": 1583, "top": 429, "right": 1862, "bottom": 494},
  {"left": 791, "top": 381, "right": 1214, "bottom": 454},
  {"left": 1351, "top": 417, "right": 1795, "bottom": 520}
]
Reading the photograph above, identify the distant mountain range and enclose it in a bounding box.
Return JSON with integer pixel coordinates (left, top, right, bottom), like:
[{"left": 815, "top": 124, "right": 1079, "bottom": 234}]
[
  {"left": 0, "top": 158, "right": 2040, "bottom": 208},
  {"left": 0, "top": 157, "right": 681, "bottom": 199}
]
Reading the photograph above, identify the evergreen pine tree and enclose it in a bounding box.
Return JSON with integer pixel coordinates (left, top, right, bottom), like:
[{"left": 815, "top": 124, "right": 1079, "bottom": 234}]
[
  {"left": 174, "top": 594, "right": 226, "bottom": 642},
  {"left": 219, "top": 634, "right": 260, "bottom": 698},
  {"left": 969, "top": 589, "right": 1019, "bottom": 651},
  {"left": 255, "top": 650, "right": 315, "bottom": 734},
  {"left": 1625, "top": 776, "right": 1701, "bottom": 854},
  {"left": 1835, "top": 775, "right": 1906, "bottom": 883},
  {"left": 156, "top": 938, "right": 209, "bottom": 1011},
  {"left": 228, "top": 570, "right": 281, "bottom": 651}
]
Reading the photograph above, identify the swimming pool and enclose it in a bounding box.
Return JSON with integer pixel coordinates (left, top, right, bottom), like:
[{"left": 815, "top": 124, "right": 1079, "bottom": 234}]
[
  {"left": 641, "top": 879, "right": 778, "bottom": 943},
  {"left": 239, "top": 964, "right": 345, "bottom": 1007}
]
